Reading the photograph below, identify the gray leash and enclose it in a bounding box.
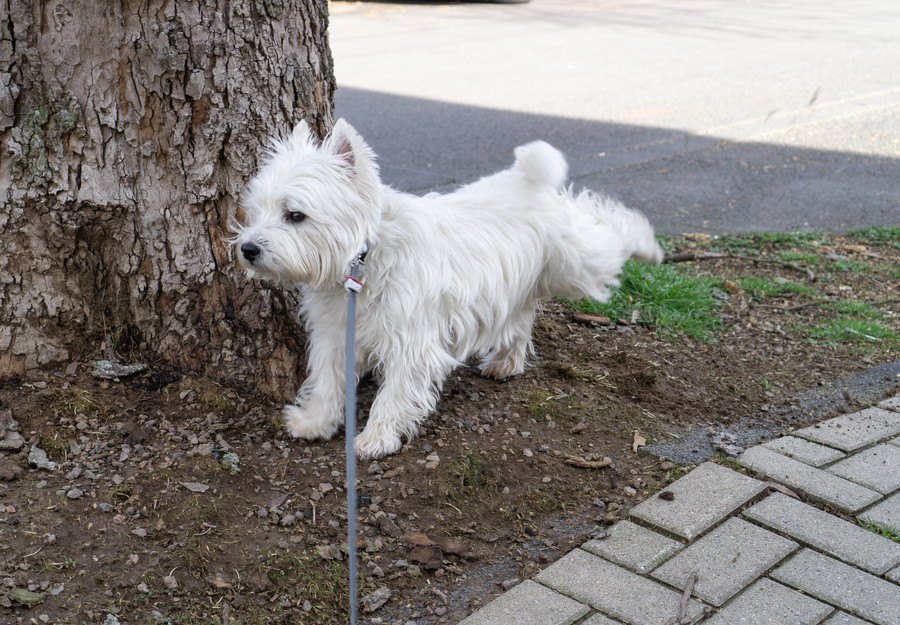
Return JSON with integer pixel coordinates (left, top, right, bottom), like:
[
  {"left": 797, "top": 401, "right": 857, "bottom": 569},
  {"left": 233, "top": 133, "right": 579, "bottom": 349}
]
[{"left": 342, "top": 246, "right": 367, "bottom": 625}]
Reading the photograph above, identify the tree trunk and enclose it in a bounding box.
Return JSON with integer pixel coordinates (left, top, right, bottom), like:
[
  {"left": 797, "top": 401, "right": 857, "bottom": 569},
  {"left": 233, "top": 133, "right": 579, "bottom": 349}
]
[{"left": 0, "top": 0, "right": 335, "bottom": 396}]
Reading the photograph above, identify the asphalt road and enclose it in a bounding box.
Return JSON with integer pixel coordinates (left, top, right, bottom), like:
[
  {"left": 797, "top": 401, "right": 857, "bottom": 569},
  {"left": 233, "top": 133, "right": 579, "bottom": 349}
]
[{"left": 330, "top": 0, "right": 900, "bottom": 234}]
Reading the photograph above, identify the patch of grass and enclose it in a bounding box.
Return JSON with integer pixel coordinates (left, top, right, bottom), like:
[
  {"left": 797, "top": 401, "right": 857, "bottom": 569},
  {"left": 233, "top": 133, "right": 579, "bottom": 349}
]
[
  {"left": 824, "top": 300, "right": 884, "bottom": 320},
  {"left": 848, "top": 226, "right": 900, "bottom": 246},
  {"left": 265, "top": 551, "right": 354, "bottom": 620},
  {"left": 830, "top": 259, "right": 871, "bottom": 273},
  {"left": 809, "top": 318, "right": 898, "bottom": 345},
  {"left": 568, "top": 261, "right": 722, "bottom": 340},
  {"left": 777, "top": 250, "right": 820, "bottom": 265},
  {"left": 451, "top": 450, "right": 491, "bottom": 496},
  {"left": 739, "top": 277, "right": 817, "bottom": 298},
  {"left": 716, "top": 231, "right": 827, "bottom": 252},
  {"left": 521, "top": 486, "right": 562, "bottom": 514},
  {"left": 858, "top": 520, "right": 900, "bottom": 543},
  {"left": 53, "top": 387, "right": 100, "bottom": 418}
]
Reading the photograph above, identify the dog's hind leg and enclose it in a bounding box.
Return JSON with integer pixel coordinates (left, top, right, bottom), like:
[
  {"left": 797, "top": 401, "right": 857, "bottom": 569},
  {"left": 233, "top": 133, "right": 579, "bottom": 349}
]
[
  {"left": 479, "top": 310, "right": 535, "bottom": 380},
  {"left": 355, "top": 344, "right": 458, "bottom": 459}
]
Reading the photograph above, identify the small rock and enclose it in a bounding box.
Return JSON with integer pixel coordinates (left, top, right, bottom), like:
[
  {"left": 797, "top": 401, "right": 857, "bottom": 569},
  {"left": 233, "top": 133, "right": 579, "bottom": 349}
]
[
  {"left": 362, "top": 586, "right": 392, "bottom": 613},
  {"left": 316, "top": 544, "right": 343, "bottom": 561},
  {"left": 367, "top": 462, "right": 384, "bottom": 476},
  {"left": 132, "top": 528, "right": 148, "bottom": 538},
  {"left": 221, "top": 452, "right": 240, "bottom": 474},
  {"left": 137, "top": 582, "right": 149, "bottom": 594},
  {"left": 162, "top": 575, "right": 178, "bottom": 590},
  {"left": 280, "top": 514, "right": 296, "bottom": 527},
  {"left": 66, "top": 488, "right": 84, "bottom": 500},
  {"left": 303, "top": 600, "right": 312, "bottom": 612},
  {"left": 49, "top": 584, "right": 64, "bottom": 596},
  {"left": 623, "top": 486, "right": 637, "bottom": 497},
  {"left": 98, "top": 502, "right": 114, "bottom": 512},
  {"left": 523, "top": 448, "right": 533, "bottom": 458},
  {"left": 91, "top": 360, "right": 148, "bottom": 380},
  {"left": 180, "top": 482, "right": 210, "bottom": 493},
  {"left": 659, "top": 491, "right": 676, "bottom": 501},
  {"left": 101, "top": 615, "right": 121, "bottom": 625},
  {"left": 0, "top": 430, "right": 24, "bottom": 451},
  {"left": 0, "top": 456, "right": 22, "bottom": 481},
  {"left": 27, "top": 446, "right": 57, "bottom": 471},
  {"left": 500, "top": 578, "right": 520, "bottom": 590},
  {"left": 660, "top": 461, "right": 676, "bottom": 471},
  {"left": 127, "top": 554, "right": 139, "bottom": 565}
]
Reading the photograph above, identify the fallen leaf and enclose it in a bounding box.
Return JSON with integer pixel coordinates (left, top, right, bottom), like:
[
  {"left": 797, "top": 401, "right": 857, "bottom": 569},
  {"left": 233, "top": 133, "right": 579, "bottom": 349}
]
[
  {"left": 400, "top": 532, "right": 434, "bottom": 547},
  {"left": 564, "top": 455, "right": 613, "bottom": 469},
  {"left": 632, "top": 431, "right": 647, "bottom": 453},
  {"left": 180, "top": 482, "right": 210, "bottom": 493},
  {"left": 206, "top": 572, "right": 233, "bottom": 589},
  {"left": 8, "top": 588, "right": 44, "bottom": 606},
  {"left": 765, "top": 481, "right": 801, "bottom": 500},
  {"left": 408, "top": 544, "right": 443, "bottom": 570},
  {"left": 432, "top": 536, "right": 471, "bottom": 558}
]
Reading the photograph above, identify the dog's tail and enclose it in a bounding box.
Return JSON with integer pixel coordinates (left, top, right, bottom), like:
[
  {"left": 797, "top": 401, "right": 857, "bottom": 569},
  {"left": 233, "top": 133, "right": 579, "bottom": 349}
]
[{"left": 513, "top": 141, "right": 568, "bottom": 189}]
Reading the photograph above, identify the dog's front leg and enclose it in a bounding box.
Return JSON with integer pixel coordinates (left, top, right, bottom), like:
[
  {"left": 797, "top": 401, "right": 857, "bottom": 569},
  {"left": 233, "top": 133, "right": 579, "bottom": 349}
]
[
  {"left": 283, "top": 315, "right": 349, "bottom": 441},
  {"left": 355, "top": 346, "right": 457, "bottom": 459}
]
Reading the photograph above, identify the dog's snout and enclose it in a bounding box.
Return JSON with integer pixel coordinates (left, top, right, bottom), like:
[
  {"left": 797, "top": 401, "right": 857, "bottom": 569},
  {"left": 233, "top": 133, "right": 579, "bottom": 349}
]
[{"left": 241, "top": 241, "right": 261, "bottom": 262}]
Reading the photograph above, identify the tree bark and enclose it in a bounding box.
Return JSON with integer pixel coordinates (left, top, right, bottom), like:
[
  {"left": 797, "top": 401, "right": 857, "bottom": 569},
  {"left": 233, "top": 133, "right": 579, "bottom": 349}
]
[{"left": 0, "top": 0, "right": 335, "bottom": 396}]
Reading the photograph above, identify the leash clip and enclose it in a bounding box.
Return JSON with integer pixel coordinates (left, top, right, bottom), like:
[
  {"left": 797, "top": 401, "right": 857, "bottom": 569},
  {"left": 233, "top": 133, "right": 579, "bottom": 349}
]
[{"left": 341, "top": 243, "right": 369, "bottom": 293}]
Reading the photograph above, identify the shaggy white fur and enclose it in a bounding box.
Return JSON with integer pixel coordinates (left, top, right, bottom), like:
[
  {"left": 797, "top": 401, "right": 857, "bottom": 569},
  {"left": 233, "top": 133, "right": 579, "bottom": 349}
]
[{"left": 235, "top": 119, "right": 663, "bottom": 459}]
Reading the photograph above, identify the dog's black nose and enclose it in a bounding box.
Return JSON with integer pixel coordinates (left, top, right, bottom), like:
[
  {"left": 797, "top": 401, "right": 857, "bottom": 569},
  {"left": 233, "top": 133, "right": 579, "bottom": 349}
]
[{"left": 241, "top": 242, "right": 261, "bottom": 262}]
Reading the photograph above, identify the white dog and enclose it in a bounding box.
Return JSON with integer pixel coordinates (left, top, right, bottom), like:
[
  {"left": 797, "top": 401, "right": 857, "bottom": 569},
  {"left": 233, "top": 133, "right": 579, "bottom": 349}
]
[{"left": 235, "top": 119, "right": 663, "bottom": 459}]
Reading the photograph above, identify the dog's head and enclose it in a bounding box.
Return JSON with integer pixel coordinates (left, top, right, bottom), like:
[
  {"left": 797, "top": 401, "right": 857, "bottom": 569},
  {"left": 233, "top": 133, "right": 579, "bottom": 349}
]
[{"left": 233, "top": 119, "right": 381, "bottom": 288}]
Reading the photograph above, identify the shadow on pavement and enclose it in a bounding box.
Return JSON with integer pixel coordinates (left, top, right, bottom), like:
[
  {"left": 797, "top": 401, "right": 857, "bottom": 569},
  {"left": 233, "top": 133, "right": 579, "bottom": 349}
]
[{"left": 336, "top": 87, "right": 900, "bottom": 234}]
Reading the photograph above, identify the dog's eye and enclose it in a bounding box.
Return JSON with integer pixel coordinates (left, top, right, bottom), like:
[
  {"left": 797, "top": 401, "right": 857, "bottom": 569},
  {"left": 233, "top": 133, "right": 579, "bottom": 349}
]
[{"left": 286, "top": 211, "right": 307, "bottom": 224}]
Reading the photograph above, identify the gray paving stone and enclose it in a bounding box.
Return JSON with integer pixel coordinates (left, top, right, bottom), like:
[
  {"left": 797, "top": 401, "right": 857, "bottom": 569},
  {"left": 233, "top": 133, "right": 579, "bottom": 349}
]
[
  {"left": 629, "top": 462, "right": 766, "bottom": 540},
  {"left": 763, "top": 435, "right": 847, "bottom": 467},
  {"left": 703, "top": 578, "right": 833, "bottom": 625},
  {"left": 859, "top": 493, "right": 900, "bottom": 534},
  {"left": 535, "top": 549, "right": 705, "bottom": 625},
  {"left": 888, "top": 565, "right": 900, "bottom": 584},
  {"left": 651, "top": 517, "right": 797, "bottom": 606},
  {"left": 794, "top": 408, "right": 900, "bottom": 452},
  {"left": 771, "top": 549, "right": 900, "bottom": 625},
  {"left": 877, "top": 395, "right": 900, "bottom": 412},
  {"left": 824, "top": 613, "right": 875, "bottom": 625},
  {"left": 458, "top": 580, "right": 589, "bottom": 625},
  {"left": 581, "top": 615, "right": 624, "bottom": 625},
  {"left": 827, "top": 444, "right": 900, "bottom": 494},
  {"left": 582, "top": 520, "right": 683, "bottom": 574},
  {"left": 743, "top": 493, "right": 900, "bottom": 575},
  {"left": 891, "top": 436, "right": 900, "bottom": 448},
  {"left": 738, "top": 446, "right": 881, "bottom": 513}
]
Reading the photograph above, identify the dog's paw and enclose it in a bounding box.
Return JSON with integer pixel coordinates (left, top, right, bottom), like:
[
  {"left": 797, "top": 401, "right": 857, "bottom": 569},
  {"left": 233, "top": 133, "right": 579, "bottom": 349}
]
[
  {"left": 283, "top": 404, "right": 340, "bottom": 440},
  {"left": 479, "top": 358, "right": 524, "bottom": 381},
  {"left": 354, "top": 428, "right": 402, "bottom": 460}
]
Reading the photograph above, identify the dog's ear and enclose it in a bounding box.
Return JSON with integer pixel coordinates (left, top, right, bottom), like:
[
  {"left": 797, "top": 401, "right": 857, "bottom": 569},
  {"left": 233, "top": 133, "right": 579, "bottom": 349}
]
[
  {"left": 290, "top": 119, "right": 317, "bottom": 149},
  {"left": 325, "top": 119, "right": 362, "bottom": 170}
]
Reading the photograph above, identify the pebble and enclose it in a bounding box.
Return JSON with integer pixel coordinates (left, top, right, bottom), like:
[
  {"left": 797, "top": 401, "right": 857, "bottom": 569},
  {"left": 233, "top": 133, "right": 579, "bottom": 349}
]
[
  {"left": 132, "top": 528, "right": 147, "bottom": 537},
  {"left": 137, "top": 582, "right": 149, "bottom": 594},
  {"left": 501, "top": 577, "right": 520, "bottom": 590},
  {"left": 280, "top": 514, "right": 296, "bottom": 527},
  {"left": 66, "top": 488, "right": 84, "bottom": 500},
  {"left": 162, "top": 575, "right": 178, "bottom": 590},
  {"left": 541, "top": 477, "right": 551, "bottom": 483},
  {"left": 98, "top": 503, "right": 114, "bottom": 512},
  {"left": 523, "top": 448, "right": 533, "bottom": 458},
  {"left": 623, "top": 486, "right": 637, "bottom": 496},
  {"left": 27, "top": 446, "right": 57, "bottom": 471}
]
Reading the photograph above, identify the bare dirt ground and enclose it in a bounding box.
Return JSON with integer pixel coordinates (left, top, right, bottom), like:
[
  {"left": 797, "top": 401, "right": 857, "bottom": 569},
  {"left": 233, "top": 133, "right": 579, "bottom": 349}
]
[{"left": 1, "top": 233, "right": 898, "bottom": 625}]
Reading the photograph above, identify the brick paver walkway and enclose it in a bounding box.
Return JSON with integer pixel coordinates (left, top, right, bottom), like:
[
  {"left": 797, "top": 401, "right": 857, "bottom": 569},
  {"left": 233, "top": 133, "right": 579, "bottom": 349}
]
[{"left": 459, "top": 395, "right": 900, "bottom": 625}]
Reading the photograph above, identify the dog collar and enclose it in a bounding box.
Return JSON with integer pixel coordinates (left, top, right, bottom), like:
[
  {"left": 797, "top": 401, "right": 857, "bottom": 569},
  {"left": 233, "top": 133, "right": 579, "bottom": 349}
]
[{"left": 341, "top": 242, "right": 369, "bottom": 293}]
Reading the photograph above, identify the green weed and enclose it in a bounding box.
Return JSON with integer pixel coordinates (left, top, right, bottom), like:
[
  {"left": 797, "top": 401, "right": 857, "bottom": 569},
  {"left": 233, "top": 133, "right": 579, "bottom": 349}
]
[
  {"left": 739, "top": 277, "right": 817, "bottom": 298},
  {"left": 567, "top": 261, "right": 722, "bottom": 340}
]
